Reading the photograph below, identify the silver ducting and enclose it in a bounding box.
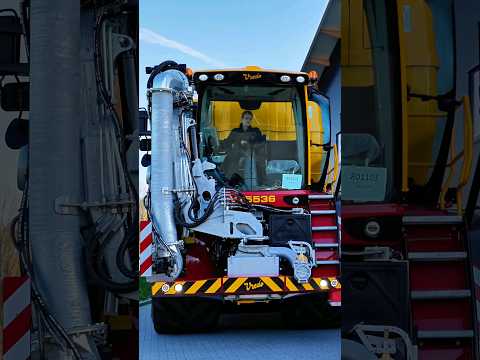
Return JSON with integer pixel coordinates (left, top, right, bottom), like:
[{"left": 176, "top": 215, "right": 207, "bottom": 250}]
[
  {"left": 268, "top": 246, "right": 312, "bottom": 283},
  {"left": 236, "top": 242, "right": 313, "bottom": 283},
  {"left": 30, "top": 1, "right": 99, "bottom": 358},
  {"left": 150, "top": 70, "right": 189, "bottom": 279}
]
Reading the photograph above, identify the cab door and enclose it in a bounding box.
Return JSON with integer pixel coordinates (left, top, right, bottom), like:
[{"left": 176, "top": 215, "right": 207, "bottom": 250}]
[{"left": 308, "top": 89, "right": 334, "bottom": 191}]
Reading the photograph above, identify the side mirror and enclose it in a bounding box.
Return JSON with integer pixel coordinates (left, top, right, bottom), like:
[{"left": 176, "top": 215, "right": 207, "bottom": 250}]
[
  {"left": 5, "top": 118, "right": 28, "bottom": 149},
  {"left": 139, "top": 109, "right": 149, "bottom": 136},
  {"left": 1, "top": 82, "right": 29, "bottom": 111},
  {"left": 139, "top": 138, "right": 151, "bottom": 152},
  {"left": 0, "top": 14, "right": 28, "bottom": 77},
  {"left": 141, "top": 154, "right": 151, "bottom": 167},
  {"left": 0, "top": 15, "right": 22, "bottom": 66}
]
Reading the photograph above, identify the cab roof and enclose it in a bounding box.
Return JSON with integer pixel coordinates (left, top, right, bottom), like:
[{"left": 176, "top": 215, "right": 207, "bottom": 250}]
[{"left": 194, "top": 66, "right": 308, "bottom": 77}]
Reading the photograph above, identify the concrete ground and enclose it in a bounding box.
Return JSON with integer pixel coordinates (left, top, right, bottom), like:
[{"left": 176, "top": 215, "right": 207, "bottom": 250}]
[{"left": 140, "top": 303, "right": 340, "bottom": 360}]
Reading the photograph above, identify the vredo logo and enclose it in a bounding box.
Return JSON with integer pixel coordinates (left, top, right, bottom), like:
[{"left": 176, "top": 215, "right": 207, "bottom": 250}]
[
  {"left": 243, "top": 279, "right": 264, "bottom": 291},
  {"left": 242, "top": 73, "right": 262, "bottom": 81}
]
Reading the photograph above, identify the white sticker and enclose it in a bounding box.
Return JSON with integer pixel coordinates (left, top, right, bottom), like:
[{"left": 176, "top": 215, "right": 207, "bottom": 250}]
[
  {"left": 342, "top": 166, "right": 387, "bottom": 202},
  {"left": 282, "top": 174, "right": 302, "bottom": 190}
]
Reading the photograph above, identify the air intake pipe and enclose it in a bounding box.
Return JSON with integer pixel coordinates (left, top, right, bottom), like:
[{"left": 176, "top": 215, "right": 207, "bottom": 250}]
[{"left": 150, "top": 69, "right": 189, "bottom": 279}]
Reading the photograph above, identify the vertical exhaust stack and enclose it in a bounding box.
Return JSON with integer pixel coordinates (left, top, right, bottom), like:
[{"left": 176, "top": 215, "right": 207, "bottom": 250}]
[{"left": 150, "top": 70, "right": 189, "bottom": 279}]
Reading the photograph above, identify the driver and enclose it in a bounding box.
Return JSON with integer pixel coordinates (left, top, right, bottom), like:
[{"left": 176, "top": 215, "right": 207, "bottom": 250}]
[
  {"left": 222, "top": 111, "right": 265, "bottom": 149},
  {"left": 221, "top": 110, "right": 267, "bottom": 186}
]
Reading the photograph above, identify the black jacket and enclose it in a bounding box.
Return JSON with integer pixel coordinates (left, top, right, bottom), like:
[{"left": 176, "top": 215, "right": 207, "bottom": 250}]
[{"left": 222, "top": 125, "right": 266, "bottom": 149}]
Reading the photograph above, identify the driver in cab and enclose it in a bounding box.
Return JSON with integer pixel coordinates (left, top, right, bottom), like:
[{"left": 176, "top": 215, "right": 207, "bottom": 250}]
[
  {"left": 221, "top": 110, "right": 267, "bottom": 185},
  {"left": 222, "top": 111, "right": 265, "bottom": 150}
]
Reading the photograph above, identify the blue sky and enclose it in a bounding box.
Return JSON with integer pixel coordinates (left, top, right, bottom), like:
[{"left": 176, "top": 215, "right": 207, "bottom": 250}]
[
  {"left": 139, "top": 0, "right": 329, "bottom": 107},
  {"left": 138, "top": 0, "right": 329, "bottom": 196}
]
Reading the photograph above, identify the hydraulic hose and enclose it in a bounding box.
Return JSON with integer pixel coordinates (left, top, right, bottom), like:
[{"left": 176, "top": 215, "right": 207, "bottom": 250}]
[{"left": 116, "top": 224, "right": 138, "bottom": 279}]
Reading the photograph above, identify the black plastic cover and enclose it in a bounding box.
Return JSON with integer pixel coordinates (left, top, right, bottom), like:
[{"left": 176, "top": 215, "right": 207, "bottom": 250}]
[
  {"left": 341, "top": 261, "right": 410, "bottom": 334},
  {"left": 268, "top": 213, "right": 312, "bottom": 247}
]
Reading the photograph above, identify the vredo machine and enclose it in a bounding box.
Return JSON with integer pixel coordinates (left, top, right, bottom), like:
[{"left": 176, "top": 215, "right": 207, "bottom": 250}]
[{"left": 139, "top": 62, "right": 341, "bottom": 333}]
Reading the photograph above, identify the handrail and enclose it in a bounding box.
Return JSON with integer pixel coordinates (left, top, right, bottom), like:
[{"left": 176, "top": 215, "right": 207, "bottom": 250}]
[
  {"left": 333, "top": 143, "right": 339, "bottom": 185},
  {"left": 396, "top": 0, "right": 409, "bottom": 193},
  {"left": 456, "top": 96, "right": 474, "bottom": 215},
  {"left": 440, "top": 131, "right": 456, "bottom": 209},
  {"left": 436, "top": 96, "right": 473, "bottom": 214}
]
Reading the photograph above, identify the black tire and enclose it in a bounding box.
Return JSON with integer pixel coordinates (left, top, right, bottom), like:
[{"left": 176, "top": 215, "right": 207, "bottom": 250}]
[
  {"left": 281, "top": 293, "right": 341, "bottom": 329},
  {"left": 151, "top": 297, "right": 221, "bottom": 334}
]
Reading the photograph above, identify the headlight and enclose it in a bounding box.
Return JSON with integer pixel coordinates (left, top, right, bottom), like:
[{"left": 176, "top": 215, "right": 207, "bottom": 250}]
[
  {"left": 174, "top": 283, "right": 183, "bottom": 293},
  {"left": 213, "top": 73, "right": 224, "bottom": 81},
  {"left": 198, "top": 74, "right": 208, "bottom": 81},
  {"left": 280, "top": 75, "right": 291, "bottom": 82},
  {"left": 296, "top": 76, "right": 305, "bottom": 83}
]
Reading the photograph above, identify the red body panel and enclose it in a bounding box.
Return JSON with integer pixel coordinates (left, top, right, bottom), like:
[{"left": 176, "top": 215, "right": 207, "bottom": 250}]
[
  {"left": 342, "top": 203, "right": 476, "bottom": 359},
  {"left": 143, "top": 190, "right": 340, "bottom": 303}
]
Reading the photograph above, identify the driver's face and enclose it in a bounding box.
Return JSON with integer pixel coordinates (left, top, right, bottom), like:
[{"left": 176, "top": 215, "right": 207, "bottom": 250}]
[{"left": 241, "top": 115, "right": 252, "bottom": 127}]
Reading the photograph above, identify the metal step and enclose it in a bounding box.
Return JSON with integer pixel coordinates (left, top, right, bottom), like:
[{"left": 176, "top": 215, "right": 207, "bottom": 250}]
[
  {"left": 408, "top": 251, "right": 467, "bottom": 261},
  {"left": 314, "top": 243, "right": 339, "bottom": 248},
  {"left": 316, "top": 260, "right": 340, "bottom": 265},
  {"left": 312, "top": 226, "right": 337, "bottom": 232},
  {"left": 308, "top": 194, "right": 334, "bottom": 200},
  {"left": 403, "top": 215, "right": 463, "bottom": 225},
  {"left": 311, "top": 210, "right": 336, "bottom": 215},
  {"left": 411, "top": 289, "right": 471, "bottom": 300},
  {"left": 417, "top": 330, "right": 474, "bottom": 339}
]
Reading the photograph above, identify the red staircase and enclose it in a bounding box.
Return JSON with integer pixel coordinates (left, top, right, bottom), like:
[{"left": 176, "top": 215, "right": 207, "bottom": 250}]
[
  {"left": 308, "top": 193, "right": 341, "bottom": 304},
  {"left": 404, "top": 214, "right": 477, "bottom": 359}
]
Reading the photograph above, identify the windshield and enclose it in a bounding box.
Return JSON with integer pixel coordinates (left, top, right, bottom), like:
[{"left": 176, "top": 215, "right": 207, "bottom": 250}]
[{"left": 198, "top": 84, "right": 306, "bottom": 191}]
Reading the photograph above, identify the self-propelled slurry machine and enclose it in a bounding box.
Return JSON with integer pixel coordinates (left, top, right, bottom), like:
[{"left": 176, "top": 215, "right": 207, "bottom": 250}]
[{"left": 139, "top": 62, "right": 340, "bottom": 332}]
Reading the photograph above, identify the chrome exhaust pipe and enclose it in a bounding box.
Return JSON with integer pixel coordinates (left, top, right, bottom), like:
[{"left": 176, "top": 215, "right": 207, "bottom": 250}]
[{"left": 150, "top": 69, "right": 189, "bottom": 279}]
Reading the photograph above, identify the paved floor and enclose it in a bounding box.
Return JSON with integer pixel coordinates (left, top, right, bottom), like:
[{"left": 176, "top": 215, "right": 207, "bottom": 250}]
[{"left": 140, "top": 303, "right": 340, "bottom": 360}]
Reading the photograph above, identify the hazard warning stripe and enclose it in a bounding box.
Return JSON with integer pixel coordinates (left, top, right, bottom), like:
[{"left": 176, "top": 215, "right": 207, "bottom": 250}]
[
  {"left": 260, "top": 277, "right": 283, "bottom": 292},
  {"left": 151, "top": 282, "right": 163, "bottom": 295},
  {"left": 285, "top": 277, "right": 299, "bottom": 292},
  {"left": 302, "top": 282, "right": 314, "bottom": 291},
  {"left": 225, "top": 277, "right": 247, "bottom": 293},
  {"left": 139, "top": 221, "right": 153, "bottom": 276},
  {"left": 309, "top": 278, "right": 321, "bottom": 290},
  {"left": 3, "top": 277, "right": 31, "bottom": 360},
  {"left": 184, "top": 280, "right": 207, "bottom": 294},
  {"left": 139, "top": 232, "right": 152, "bottom": 253},
  {"left": 151, "top": 276, "right": 340, "bottom": 296},
  {"left": 204, "top": 278, "right": 222, "bottom": 294}
]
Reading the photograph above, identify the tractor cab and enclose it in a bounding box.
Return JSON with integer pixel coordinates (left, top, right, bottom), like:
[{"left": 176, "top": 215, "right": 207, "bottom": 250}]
[{"left": 193, "top": 66, "right": 334, "bottom": 196}]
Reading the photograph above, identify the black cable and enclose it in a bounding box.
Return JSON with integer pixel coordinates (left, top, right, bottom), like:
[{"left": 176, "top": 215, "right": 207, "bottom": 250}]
[
  {"left": 9, "top": 213, "right": 22, "bottom": 252},
  {"left": 85, "top": 228, "right": 138, "bottom": 293},
  {"left": 94, "top": 11, "right": 138, "bottom": 235},
  {"left": 116, "top": 226, "right": 137, "bottom": 279},
  {"left": 177, "top": 190, "right": 222, "bottom": 228},
  {"left": 93, "top": 11, "right": 139, "bottom": 287},
  {"left": 15, "top": 184, "right": 83, "bottom": 360}
]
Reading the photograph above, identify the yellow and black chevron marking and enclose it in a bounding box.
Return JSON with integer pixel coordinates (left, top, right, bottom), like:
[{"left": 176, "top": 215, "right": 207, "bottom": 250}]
[{"left": 151, "top": 276, "right": 339, "bottom": 297}]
